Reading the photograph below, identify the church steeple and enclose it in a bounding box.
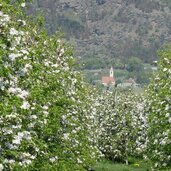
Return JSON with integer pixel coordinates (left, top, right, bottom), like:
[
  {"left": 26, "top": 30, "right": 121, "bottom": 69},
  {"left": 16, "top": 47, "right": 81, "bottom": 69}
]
[
  {"left": 109, "top": 67, "right": 114, "bottom": 78},
  {"left": 102, "top": 67, "right": 115, "bottom": 86}
]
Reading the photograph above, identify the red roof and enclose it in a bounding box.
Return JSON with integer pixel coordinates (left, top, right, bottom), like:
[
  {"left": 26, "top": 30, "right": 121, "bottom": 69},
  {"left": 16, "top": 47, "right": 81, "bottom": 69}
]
[{"left": 102, "top": 77, "right": 115, "bottom": 84}]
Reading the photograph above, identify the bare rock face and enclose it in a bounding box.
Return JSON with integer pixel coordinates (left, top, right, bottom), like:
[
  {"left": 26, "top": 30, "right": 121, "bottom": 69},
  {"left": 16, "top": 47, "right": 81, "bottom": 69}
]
[{"left": 29, "top": 0, "right": 171, "bottom": 64}]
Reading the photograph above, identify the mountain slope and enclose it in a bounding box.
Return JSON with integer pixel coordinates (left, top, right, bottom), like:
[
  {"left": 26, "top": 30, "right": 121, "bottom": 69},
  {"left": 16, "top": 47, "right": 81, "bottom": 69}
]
[{"left": 28, "top": 0, "right": 171, "bottom": 68}]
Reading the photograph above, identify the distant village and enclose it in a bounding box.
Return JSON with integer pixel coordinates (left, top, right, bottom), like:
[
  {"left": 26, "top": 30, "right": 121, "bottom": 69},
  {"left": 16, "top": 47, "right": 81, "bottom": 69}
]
[{"left": 101, "top": 67, "right": 138, "bottom": 90}]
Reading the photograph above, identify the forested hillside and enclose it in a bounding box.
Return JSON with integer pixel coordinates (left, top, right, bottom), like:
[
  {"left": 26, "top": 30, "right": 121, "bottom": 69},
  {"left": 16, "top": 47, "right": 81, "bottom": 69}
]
[{"left": 28, "top": 0, "right": 171, "bottom": 69}]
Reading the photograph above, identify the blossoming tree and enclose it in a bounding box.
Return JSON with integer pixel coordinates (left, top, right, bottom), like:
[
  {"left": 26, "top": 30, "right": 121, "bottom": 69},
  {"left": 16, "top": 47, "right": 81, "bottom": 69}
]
[
  {"left": 94, "top": 90, "right": 147, "bottom": 164},
  {"left": 0, "top": 1, "right": 100, "bottom": 170},
  {"left": 146, "top": 47, "right": 171, "bottom": 170}
]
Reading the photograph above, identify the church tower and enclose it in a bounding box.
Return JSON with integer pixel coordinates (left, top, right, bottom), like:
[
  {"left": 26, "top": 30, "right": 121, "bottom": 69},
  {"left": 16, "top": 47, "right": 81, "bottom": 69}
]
[
  {"left": 109, "top": 67, "right": 114, "bottom": 78},
  {"left": 101, "top": 67, "right": 115, "bottom": 86}
]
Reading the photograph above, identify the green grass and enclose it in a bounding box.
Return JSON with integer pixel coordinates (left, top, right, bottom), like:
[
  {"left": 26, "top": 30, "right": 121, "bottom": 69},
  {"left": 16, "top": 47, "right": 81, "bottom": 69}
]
[{"left": 92, "top": 160, "right": 151, "bottom": 171}]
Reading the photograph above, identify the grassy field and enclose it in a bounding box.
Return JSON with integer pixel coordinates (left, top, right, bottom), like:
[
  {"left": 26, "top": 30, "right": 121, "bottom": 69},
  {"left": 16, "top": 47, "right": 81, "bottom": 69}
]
[{"left": 92, "top": 160, "right": 151, "bottom": 171}]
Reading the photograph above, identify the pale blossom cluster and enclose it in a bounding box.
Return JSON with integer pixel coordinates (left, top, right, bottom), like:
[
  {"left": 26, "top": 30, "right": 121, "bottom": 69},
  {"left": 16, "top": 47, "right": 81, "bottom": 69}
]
[{"left": 0, "top": 11, "right": 10, "bottom": 26}]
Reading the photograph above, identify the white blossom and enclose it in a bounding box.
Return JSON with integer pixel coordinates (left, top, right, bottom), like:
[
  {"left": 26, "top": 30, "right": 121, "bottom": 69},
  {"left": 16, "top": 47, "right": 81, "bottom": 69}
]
[
  {"left": 12, "top": 137, "right": 21, "bottom": 145},
  {"left": 63, "top": 133, "right": 69, "bottom": 140},
  {"left": 0, "top": 164, "right": 4, "bottom": 171},
  {"left": 8, "top": 87, "right": 17, "bottom": 94},
  {"left": 163, "top": 68, "right": 167, "bottom": 72},
  {"left": 9, "top": 53, "right": 22, "bottom": 61},
  {"left": 42, "top": 105, "right": 48, "bottom": 110},
  {"left": 21, "top": 3, "right": 26, "bottom": 7},
  {"left": 43, "top": 111, "right": 49, "bottom": 115},
  {"left": 49, "top": 156, "right": 58, "bottom": 163},
  {"left": 77, "top": 158, "right": 83, "bottom": 164},
  {"left": 21, "top": 101, "right": 30, "bottom": 109},
  {"left": 169, "top": 117, "right": 171, "bottom": 123},
  {"left": 17, "top": 90, "right": 29, "bottom": 99},
  {"left": 30, "top": 115, "right": 37, "bottom": 120},
  {"left": 23, "top": 159, "right": 32, "bottom": 165},
  {"left": 10, "top": 28, "right": 18, "bottom": 35}
]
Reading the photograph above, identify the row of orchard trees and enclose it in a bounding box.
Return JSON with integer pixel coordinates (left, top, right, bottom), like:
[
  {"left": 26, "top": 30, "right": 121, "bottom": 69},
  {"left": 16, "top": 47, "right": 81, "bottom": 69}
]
[
  {"left": 146, "top": 47, "right": 171, "bottom": 169},
  {"left": 0, "top": 1, "right": 101, "bottom": 170},
  {"left": 94, "top": 47, "right": 171, "bottom": 170},
  {"left": 94, "top": 91, "right": 147, "bottom": 164},
  {"left": 0, "top": 0, "right": 170, "bottom": 170}
]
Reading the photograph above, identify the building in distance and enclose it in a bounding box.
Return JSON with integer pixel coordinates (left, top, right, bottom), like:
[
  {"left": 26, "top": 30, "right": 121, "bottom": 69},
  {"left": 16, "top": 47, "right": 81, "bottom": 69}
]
[{"left": 101, "top": 67, "right": 115, "bottom": 86}]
